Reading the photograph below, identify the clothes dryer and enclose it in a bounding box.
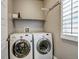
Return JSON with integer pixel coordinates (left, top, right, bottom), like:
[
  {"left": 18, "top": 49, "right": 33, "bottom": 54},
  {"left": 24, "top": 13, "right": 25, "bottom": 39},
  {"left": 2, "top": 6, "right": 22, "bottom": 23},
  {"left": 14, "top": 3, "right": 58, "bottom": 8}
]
[{"left": 33, "top": 33, "right": 53, "bottom": 59}]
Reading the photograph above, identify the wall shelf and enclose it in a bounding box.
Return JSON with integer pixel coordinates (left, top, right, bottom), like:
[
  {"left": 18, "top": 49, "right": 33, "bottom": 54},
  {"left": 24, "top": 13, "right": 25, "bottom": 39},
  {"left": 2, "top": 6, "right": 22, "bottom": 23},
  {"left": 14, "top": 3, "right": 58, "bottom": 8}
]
[{"left": 13, "top": 18, "right": 45, "bottom": 21}]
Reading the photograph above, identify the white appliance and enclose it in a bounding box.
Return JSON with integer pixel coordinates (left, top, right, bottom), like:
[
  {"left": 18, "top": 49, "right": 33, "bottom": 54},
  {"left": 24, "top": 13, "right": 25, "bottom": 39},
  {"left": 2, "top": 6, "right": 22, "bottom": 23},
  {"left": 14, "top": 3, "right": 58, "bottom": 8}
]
[
  {"left": 10, "top": 33, "right": 33, "bottom": 59},
  {"left": 33, "top": 33, "right": 53, "bottom": 59}
]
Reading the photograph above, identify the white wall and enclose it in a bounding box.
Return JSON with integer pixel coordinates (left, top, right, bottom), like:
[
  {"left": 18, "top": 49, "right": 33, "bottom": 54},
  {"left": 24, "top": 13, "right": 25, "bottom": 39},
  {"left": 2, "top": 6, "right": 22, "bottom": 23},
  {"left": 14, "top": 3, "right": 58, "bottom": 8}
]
[
  {"left": 1, "top": 0, "right": 8, "bottom": 59},
  {"left": 14, "top": 20, "right": 44, "bottom": 32},
  {"left": 44, "top": 0, "right": 78, "bottom": 59},
  {"left": 8, "top": 0, "right": 14, "bottom": 34},
  {"left": 13, "top": 0, "right": 45, "bottom": 32},
  {"left": 13, "top": 0, "right": 44, "bottom": 20},
  {"left": 1, "top": 0, "right": 14, "bottom": 59}
]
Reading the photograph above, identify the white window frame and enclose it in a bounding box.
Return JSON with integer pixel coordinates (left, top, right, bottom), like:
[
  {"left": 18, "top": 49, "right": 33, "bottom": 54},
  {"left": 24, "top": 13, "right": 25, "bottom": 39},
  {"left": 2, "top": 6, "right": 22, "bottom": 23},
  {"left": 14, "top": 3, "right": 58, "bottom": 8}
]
[{"left": 61, "top": 0, "right": 78, "bottom": 42}]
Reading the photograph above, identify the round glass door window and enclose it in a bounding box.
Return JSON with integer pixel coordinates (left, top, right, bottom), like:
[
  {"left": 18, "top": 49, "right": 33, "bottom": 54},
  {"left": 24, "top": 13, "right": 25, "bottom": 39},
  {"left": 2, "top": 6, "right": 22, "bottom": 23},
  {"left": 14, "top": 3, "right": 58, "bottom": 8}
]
[
  {"left": 12, "top": 39, "right": 30, "bottom": 58},
  {"left": 37, "top": 39, "right": 51, "bottom": 54}
]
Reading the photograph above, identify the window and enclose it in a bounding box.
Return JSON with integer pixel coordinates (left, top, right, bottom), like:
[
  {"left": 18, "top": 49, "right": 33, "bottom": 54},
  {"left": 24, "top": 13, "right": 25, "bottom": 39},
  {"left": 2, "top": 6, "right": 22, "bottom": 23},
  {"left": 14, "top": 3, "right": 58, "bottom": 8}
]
[{"left": 61, "top": 0, "right": 78, "bottom": 42}]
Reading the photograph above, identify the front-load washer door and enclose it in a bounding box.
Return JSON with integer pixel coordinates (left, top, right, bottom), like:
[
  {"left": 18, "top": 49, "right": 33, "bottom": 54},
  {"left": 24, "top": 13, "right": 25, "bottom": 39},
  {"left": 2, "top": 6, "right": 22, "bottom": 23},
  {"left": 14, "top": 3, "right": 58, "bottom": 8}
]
[
  {"left": 12, "top": 39, "right": 31, "bottom": 58},
  {"left": 37, "top": 38, "right": 51, "bottom": 55}
]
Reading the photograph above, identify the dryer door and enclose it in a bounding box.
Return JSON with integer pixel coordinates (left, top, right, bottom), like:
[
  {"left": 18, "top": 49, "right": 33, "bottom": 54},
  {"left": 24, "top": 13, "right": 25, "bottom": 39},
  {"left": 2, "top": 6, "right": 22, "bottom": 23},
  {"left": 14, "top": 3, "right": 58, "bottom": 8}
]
[
  {"left": 12, "top": 39, "right": 31, "bottom": 58},
  {"left": 37, "top": 38, "right": 51, "bottom": 55}
]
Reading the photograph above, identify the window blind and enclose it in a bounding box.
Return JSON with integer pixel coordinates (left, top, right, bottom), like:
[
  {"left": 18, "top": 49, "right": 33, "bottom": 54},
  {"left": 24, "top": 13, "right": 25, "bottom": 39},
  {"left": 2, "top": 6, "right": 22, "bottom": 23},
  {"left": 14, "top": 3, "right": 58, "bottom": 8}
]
[
  {"left": 72, "top": 0, "right": 78, "bottom": 36},
  {"left": 62, "top": 0, "right": 78, "bottom": 36}
]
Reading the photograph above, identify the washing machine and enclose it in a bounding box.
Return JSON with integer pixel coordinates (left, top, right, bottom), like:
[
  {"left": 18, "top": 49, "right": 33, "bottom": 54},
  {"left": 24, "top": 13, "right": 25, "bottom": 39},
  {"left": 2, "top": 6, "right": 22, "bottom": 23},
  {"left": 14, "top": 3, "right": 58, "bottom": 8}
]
[
  {"left": 33, "top": 33, "right": 53, "bottom": 59},
  {"left": 10, "top": 33, "right": 33, "bottom": 59}
]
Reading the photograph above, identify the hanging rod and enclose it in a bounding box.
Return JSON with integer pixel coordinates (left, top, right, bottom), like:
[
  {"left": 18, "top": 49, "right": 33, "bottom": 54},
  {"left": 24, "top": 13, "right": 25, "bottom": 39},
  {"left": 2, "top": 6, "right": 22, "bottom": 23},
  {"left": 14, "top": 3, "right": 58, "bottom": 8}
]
[{"left": 48, "top": 1, "right": 61, "bottom": 12}]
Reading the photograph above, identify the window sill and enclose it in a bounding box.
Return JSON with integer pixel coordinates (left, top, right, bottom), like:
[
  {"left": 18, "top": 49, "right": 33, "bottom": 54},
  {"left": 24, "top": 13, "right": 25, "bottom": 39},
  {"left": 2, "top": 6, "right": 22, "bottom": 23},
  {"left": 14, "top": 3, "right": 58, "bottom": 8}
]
[{"left": 61, "top": 35, "right": 78, "bottom": 42}]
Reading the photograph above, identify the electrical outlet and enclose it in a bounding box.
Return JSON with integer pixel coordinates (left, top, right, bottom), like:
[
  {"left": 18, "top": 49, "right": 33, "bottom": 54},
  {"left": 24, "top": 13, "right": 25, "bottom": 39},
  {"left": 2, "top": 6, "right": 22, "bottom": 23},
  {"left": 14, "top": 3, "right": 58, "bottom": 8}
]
[{"left": 24, "top": 27, "right": 29, "bottom": 32}]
